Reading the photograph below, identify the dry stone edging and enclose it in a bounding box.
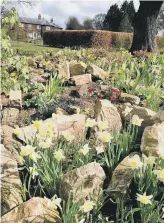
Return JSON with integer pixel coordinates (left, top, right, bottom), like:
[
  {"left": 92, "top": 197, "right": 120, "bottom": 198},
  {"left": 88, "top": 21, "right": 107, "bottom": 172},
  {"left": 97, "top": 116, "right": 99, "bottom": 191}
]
[{"left": 0, "top": 144, "right": 23, "bottom": 216}]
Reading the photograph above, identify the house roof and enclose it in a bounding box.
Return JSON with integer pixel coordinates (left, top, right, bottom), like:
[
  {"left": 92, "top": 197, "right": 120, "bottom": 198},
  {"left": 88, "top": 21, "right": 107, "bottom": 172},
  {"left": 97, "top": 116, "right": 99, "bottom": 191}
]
[{"left": 19, "top": 17, "right": 62, "bottom": 29}]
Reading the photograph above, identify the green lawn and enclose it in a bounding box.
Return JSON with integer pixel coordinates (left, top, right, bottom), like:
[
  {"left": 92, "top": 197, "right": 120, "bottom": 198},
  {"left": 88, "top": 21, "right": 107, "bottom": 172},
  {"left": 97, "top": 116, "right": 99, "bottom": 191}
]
[{"left": 11, "top": 41, "right": 59, "bottom": 54}]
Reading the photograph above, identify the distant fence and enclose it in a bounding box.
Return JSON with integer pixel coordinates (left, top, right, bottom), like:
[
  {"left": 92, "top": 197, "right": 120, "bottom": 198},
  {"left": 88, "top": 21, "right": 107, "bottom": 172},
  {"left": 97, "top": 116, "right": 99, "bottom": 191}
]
[{"left": 43, "top": 30, "right": 164, "bottom": 50}]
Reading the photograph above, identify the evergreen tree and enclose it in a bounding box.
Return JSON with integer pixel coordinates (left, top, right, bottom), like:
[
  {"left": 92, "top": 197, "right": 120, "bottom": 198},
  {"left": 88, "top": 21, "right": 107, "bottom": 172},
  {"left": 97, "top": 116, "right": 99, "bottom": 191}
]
[
  {"left": 119, "top": 13, "right": 133, "bottom": 32},
  {"left": 103, "top": 4, "right": 122, "bottom": 31},
  {"left": 127, "top": 1, "right": 136, "bottom": 24}
]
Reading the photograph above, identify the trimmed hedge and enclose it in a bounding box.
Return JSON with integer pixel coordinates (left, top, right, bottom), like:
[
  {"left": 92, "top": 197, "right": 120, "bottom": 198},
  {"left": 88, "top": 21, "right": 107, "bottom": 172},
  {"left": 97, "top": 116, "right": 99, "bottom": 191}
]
[
  {"left": 43, "top": 30, "right": 164, "bottom": 50},
  {"left": 43, "top": 30, "right": 112, "bottom": 49}
]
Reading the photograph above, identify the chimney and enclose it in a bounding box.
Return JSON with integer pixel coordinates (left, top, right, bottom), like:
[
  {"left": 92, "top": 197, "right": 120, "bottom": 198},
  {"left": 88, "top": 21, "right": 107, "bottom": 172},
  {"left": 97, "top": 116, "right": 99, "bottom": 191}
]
[
  {"left": 38, "top": 14, "right": 41, "bottom": 20},
  {"left": 50, "top": 18, "right": 53, "bottom": 23}
]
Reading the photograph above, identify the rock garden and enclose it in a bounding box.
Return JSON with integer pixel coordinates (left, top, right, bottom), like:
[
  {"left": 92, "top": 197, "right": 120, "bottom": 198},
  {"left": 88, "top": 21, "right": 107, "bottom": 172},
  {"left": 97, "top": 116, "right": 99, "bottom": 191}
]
[{"left": 1, "top": 45, "right": 164, "bottom": 223}]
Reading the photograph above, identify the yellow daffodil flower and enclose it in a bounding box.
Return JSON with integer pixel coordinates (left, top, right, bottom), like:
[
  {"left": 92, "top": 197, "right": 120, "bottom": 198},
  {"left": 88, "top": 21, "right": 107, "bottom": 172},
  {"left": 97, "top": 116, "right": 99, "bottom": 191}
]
[
  {"left": 122, "top": 106, "right": 133, "bottom": 116},
  {"left": 13, "top": 128, "right": 21, "bottom": 137},
  {"left": 33, "top": 120, "right": 43, "bottom": 130},
  {"left": 80, "top": 200, "right": 95, "bottom": 213},
  {"left": 39, "top": 138, "right": 52, "bottom": 149},
  {"left": 98, "top": 131, "right": 113, "bottom": 143},
  {"left": 29, "top": 152, "right": 41, "bottom": 162},
  {"left": 128, "top": 154, "right": 143, "bottom": 169},
  {"left": 79, "top": 144, "right": 91, "bottom": 156},
  {"left": 153, "top": 169, "right": 164, "bottom": 183},
  {"left": 131, "top": 115, "right": 144, "bottom": 126},
  {"left": 143, "top": 155, "right": 156, "bottom": 165},
  {"left": 136, "top": 192, "right": 153, "bottom": 205},
  {"left": 20, "top": 145, "right": 36, "bottom": 156},
  {"left": 86, "top": 118, "right": 97, "bottom": 128},
  {"left": 95, "top": 145, "right": 104, "bottom": 155},
  {"left": 97, "top": 120, "right": 108, "bottom": 130},
  {"left": 54, "top": 150, "right": 65, "bottom": 161},
  {"left": 62, "top": 132, "right": 75, "bottom": 142}
]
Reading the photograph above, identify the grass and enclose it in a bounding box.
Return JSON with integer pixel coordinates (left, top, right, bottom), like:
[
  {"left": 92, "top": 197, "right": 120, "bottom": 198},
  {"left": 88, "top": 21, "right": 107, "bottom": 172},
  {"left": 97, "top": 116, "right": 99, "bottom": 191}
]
[{"left": 11, "top": 41, "right": 59, "bottom": 54}]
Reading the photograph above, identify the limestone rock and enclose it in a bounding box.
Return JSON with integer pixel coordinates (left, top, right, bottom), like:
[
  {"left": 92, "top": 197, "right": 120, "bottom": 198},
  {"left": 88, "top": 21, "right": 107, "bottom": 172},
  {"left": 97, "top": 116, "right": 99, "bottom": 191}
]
[
  {"left": 9, "top": 90, "right": 22, "bottom": 108},
  {"left": 1, "top": 125, "right": 23, "bottom": 163},
  {"left": 72, "top": 73, "right": 92, "bottom": 86},
  {"left": 2, "top": 108, "right": 20, "bottom": 127},
  {"left": 1, "top": 145, "right": 23, "bottom": 215},
  {"left": 141, "top": 122, "right": 164, "bottom": 156},
  {"left": 58, "top": 61, "right": 70, "bottom": 80},
  {"left": 107, "top": 153, "right": 139, "bottom": 200},
  {"left": 69, "top": 61, "right": 87, "bottom": 77},
  {"left": 60, "top": 162, "right": 105, "bottom": 202},
  {"left": 119, "top": 104, "right": 156, "bottom": 127},
  {"left": 94, "top": 99, "right": 122, "bottom": 133},
  {"left": 86, "top": 64, "right": 107, "bottom": 81},
  {"left": 119, "top": 93, "right": 140, "bottom": 105},
  {"left": 1, "top": 197, "right": 61, "bottom": 223}
]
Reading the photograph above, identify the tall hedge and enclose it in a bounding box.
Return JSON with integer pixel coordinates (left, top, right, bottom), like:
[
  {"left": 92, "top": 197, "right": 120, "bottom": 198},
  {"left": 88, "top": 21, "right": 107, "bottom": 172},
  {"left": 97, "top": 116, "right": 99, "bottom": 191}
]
[
  {"left": 43, "top": 30, "right": 112, "bottom": 49},
  {"left": 43, "top": 30, "right": 164, "bottom": 50}
]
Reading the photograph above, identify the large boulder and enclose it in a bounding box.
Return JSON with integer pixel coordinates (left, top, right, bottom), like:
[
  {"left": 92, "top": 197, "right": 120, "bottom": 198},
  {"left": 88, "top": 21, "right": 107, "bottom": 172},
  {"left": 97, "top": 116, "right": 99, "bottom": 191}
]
[
  {"left": 86, "top": 64, "right": 107, "bottom": 81},
  {"left": 1, "top": 197, "right": 61, "bottom": 223},
  {"left": 2, "top": 108, "right": 20, "bottom": 127},
  {"left": 71, "top": 73, "right": 92, "bottom": 86},
  {"left": 141, "top": 122, "right": 164, "bottom": 156},
  {"left": 1, "top": 145, "right": 23, "bottom": 215},
  {"left": 60, "top": 162, "right": 105, "bottom": 203},
  {"left": 107, "top": 153, "right": 139, "bottom": 200},
  {"left": 58, "top": 61, "right": 70, "bottom": 80},
  {"left": 94, "top": 100, "right": 122, "bottom": 133},
  {"left": 69, "top": 61, "right": 87, "bottom": 77}
]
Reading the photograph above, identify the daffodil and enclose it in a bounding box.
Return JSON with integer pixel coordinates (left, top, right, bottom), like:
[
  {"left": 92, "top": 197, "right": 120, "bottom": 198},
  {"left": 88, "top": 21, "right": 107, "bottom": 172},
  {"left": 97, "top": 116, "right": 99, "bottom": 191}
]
[
  {"left": 86, "top": 118, "right": 97, "bottom": 128},
  {"left": 39, "top": 138, "right": 52, "bottom": 149},
  {"left": 20, "top": 145, "right": 36, "bottom": 156},
  {"left": 122, "top": 106, "right": 132, "bottom": 116},
  {"left": 95, "top": 145, "right": 104, "bottom": 155},
  {"left": 13, "top": 128, "right": 21, "bottom": 137},
  {"left": 143, "top": 155, "right": 156, "bottom": 166},
  {"left": 79, "top": 144, "right": 91, "bottom": 155},
  {"left": 131, "top": 115, "right": 144, "bottom": 126},
  {"left": 128, "top": 154, "right": 143, "bottom": 169},
  {"left": 153, "top": 169, "right": 164, "bottom": 183},
  {"left": 29, "top": 152, "right": 41, "bottom": 162},
  {"left": 80, "top": 200, "right": 95, "bottom": 213},
  {"left": 62, "top": 132, "right": 75, "bottom": 142},
  {"left": 98, "top": 131, "right": 113, "bottom": 143},
  {"left": 54, "top": 150, "right": 65, "bottom": 162},
  {"left": 29, "top": 166, "right": 38, "bottom": 179},
  {"left": 45, "top": 195, "right": 62, "bottom": 210},
  {"left": 33, "top": 120, "right": 43, "bottom": 130},
  {"left": 136, "top": 192, "right": 153, "bottom": 205},
  {"left": 97, "top": 120, "right": 108, "bottom": 130}
]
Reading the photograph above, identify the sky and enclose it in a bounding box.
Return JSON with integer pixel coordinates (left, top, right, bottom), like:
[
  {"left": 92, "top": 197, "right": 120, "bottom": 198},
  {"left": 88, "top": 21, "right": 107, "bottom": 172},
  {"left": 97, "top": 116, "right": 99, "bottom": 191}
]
[{"left": 8, "top": 0, "right": 140, "bottom": 29}]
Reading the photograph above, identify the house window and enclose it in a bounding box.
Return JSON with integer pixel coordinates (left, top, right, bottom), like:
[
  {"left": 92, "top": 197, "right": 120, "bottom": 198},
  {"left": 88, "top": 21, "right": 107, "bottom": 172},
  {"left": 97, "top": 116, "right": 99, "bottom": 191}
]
[
  {"left": 28, "top": 24, "right": 32, "bottom": 29},
  {"left": 46, "top": 26, "right": 50, "bottom": 30},
  {"left": 37, "top": 25, "right": 41, "bottom": 30}
]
